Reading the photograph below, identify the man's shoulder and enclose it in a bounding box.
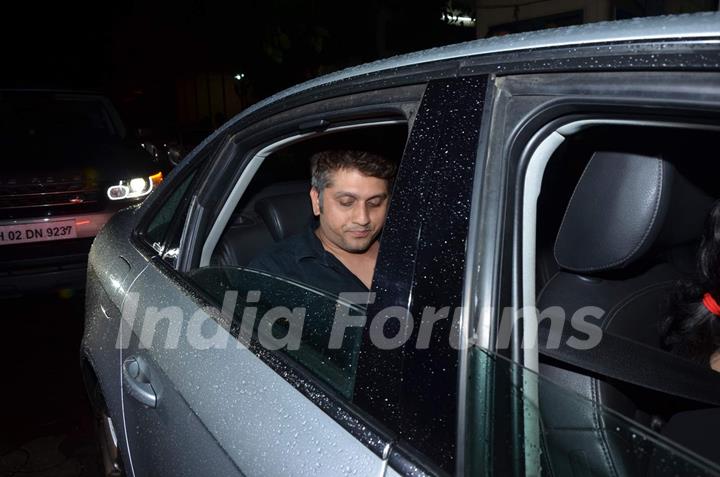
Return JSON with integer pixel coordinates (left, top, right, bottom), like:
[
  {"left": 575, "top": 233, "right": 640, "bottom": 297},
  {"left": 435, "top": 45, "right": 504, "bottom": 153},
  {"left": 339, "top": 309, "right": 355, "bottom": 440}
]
[{"left": 247, "top": 233, "right": 308, "bottom": 272}]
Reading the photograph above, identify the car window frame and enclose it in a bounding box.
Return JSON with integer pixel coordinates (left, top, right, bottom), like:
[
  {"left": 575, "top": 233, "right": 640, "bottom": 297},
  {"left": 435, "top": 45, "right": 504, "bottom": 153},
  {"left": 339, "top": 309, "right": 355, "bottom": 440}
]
[
  {"left": 129, "top": 77, "right": 490, "bottom": 475},
  {"left": 461, "top": 70, "right": 720, "bottom": 476},
  {"left": 141, "top": 169, "right": 198, "bottom": 255},
  {"left": 178, "top": 86, "right": 426, "bottom": 273},
  {"left": 197, "top": 118, "right": 408, "bottom": 269},
  {"left": 128, "top": 86, "right": 429, "bottom": 465},
  {"left": 132, "top": 134, "right": 225, "bottom": 262},
  {"left": 188, "top": 77, "right": 490, "bottom": 476},
  {"left": 342, "top": 75, "right": 488, "bottom": 476}
]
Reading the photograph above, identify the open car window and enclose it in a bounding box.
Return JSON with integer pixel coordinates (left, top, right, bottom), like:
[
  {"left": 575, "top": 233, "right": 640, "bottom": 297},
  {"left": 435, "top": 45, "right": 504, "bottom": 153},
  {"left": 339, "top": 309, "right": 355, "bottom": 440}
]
[
  {"left": 200, "top": 123, "right": 407, "bottom": 286},
  {"left": 525, "top": 120, "right": 720, "bottom": 472},
  {"left": 183, "top": 123, "right": 408, "bottom": 401},
  {"left": 188, "top": 266, "right": 366, "bottom": 398}
]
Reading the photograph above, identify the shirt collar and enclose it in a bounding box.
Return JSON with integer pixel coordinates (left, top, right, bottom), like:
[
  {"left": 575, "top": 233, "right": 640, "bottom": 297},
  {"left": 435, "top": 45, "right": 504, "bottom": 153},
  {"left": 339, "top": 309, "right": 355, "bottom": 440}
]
[
  {"left": 295, "top": 219, "right": 329, "bottom": 263},
  {"left": 296, "top": 219, "right": 370, "bottom": 291}
]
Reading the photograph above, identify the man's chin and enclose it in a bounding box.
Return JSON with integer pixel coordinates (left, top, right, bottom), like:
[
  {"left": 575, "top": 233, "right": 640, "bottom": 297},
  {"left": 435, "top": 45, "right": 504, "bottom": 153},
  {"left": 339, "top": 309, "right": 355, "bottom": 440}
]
[
  {"left": 343, "top": 243, "right": 371, "bottom": 253},
  {"left": 341, "top": 238, "right": 374, "bottom": 253}
]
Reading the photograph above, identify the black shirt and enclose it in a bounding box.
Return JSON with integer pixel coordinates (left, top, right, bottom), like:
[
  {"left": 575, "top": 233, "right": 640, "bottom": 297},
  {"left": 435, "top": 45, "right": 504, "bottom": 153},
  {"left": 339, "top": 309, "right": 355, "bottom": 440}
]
[{"left": 247, "top": 222, "right": 369, "bottom": 299}]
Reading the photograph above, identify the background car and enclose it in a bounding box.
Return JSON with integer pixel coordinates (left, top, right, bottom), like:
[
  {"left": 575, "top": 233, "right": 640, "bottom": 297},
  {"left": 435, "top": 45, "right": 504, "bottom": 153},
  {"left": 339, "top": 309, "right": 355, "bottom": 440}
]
[
  {"left": 82, "top": 12, "right": 720, "bottom": 477},
  {"left": 0, "top": 89, "right": 168, "bottom": 295}
]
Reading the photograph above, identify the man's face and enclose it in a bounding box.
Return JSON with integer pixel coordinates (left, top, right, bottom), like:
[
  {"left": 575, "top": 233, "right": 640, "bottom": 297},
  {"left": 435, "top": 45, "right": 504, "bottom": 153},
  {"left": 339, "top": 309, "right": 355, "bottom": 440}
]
[{"left": 310, "top": 167, "right": 390, "bottom": 254}]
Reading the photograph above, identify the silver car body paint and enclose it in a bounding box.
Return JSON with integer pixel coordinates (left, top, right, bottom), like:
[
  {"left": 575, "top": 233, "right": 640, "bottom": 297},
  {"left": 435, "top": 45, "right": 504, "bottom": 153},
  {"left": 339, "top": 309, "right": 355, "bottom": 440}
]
[
  {"left": 82, "top": 205, "right": 150, "bottom": 475},
  {"left": 384, "top": 466, "right": 402, "bottom": 477},
  {"left": 119, "top": 261, "right": 385, "bottom": 476}
]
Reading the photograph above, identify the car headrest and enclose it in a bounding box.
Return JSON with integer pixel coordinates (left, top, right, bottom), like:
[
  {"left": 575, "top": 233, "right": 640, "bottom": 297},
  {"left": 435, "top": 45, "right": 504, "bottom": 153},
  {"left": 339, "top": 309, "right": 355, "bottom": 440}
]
[
  {"left": 255, "top": 191, "right": 313, "bottom": 242},
  {"left": 554, "top": 152, "right": 712, "bottom": 274},
  {"left": 239, "top": 180, "right": 310, "bottom": 216}
]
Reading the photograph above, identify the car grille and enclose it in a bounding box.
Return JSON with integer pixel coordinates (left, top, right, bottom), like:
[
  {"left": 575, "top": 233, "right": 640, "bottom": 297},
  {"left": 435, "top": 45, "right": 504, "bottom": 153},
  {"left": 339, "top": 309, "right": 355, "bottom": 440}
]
[{"left": 0, "top": 175, "right": 101, "bottom": 218}]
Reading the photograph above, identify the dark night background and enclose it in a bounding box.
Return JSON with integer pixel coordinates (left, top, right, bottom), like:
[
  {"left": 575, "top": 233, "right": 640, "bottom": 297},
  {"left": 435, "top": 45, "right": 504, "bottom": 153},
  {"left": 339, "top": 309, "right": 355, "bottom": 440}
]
[
  {"left": 4, "top": 0, "right": 715, "bottom": 145},
  {"left": 2, "top": 0, "right": 475, "bottom": 148}
]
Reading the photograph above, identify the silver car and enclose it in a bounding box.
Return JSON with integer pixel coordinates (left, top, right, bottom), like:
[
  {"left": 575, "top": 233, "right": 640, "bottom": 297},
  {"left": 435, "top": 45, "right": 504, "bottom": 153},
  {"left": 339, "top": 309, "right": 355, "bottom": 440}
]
[{"left": 82, "top": 12, "right": 720, "bottom": 477}]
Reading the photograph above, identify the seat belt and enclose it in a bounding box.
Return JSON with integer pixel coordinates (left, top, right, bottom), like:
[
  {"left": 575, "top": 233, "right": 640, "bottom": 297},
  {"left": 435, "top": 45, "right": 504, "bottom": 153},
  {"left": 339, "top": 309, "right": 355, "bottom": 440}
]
[{"left": 537, "top": 323, "right": 720, "bottom": 407}]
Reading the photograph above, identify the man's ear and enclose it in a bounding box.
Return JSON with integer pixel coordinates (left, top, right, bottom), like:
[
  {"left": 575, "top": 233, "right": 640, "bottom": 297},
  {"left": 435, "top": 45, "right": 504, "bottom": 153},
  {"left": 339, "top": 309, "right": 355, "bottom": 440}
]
[{"left": 310, "top": 187, "right": 321, "bottom": 216}]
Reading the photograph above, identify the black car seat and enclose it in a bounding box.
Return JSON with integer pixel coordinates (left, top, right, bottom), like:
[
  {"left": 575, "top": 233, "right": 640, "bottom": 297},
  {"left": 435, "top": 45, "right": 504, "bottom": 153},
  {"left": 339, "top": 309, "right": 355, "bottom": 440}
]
[
  {"left": 255, "top": 191, "right": 314, "bottom": 242},
  {"left": 212, "top": 181, "right": 312, "bottom": 266},
  {"left": 536, "top": 152, "right": 712, "bottom": 476},
  {"left": 211, "top": 213, "right": 273, "bottom": 267}
]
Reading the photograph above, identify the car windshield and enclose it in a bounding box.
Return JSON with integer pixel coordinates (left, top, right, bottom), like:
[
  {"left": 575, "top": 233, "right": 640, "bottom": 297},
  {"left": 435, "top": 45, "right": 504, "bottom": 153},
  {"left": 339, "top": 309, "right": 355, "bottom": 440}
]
[{"left": 0, "top": 93, "right": 117, "bottom": 143}]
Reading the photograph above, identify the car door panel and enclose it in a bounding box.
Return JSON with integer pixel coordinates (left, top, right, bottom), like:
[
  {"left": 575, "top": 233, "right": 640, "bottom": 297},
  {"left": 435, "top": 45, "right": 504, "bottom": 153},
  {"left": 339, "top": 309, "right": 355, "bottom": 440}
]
[
  {"left": 120, "top": 261, "right": 386, "bottom": 477},
  {"left": 83, "top": 263, "right": 127, "bottom": 452},
  {"left": 82, "top": 206, "right": 152, "bottom": 466},
  {"left": 116, "top": 87, "right": 433, "bottom": 476}
]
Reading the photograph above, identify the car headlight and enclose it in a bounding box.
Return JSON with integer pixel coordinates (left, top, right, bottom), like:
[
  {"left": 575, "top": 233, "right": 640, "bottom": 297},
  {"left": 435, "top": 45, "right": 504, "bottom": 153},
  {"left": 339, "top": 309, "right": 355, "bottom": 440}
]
[{"left": 107, "top": 172, "right": 163, "bottom": 200}]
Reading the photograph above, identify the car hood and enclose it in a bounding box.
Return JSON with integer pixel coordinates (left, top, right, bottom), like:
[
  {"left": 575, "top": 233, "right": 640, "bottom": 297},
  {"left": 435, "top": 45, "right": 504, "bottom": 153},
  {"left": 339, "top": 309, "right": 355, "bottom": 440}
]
[{"left": 1, "top": 135, "right": 160, "bottom": 183}]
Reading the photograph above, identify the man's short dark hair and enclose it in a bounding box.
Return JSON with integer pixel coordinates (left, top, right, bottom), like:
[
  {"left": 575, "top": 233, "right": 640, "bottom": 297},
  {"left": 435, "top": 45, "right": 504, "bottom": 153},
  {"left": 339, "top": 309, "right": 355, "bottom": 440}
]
[{"left": 310, "top": 150, "right": 396, "bottom": 193}]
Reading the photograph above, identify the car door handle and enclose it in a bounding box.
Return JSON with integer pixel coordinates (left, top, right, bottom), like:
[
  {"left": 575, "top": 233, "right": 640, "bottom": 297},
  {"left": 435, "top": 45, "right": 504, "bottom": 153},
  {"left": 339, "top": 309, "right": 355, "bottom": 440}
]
[{"left": 122, "top": 356, "right": 158, "bottom": 408}]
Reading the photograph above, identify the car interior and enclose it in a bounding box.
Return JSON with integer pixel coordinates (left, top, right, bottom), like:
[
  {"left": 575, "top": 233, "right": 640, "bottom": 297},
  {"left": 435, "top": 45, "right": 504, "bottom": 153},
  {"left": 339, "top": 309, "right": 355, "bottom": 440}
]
[
  {"left": 186, "top": 123, "right": 410, "bottom": 399},
  {"left": 208, "top": 124, "right": 408, "bottom": 270},
  {"left": 534, "top": 123, "right": 720, "bottom": 473}
]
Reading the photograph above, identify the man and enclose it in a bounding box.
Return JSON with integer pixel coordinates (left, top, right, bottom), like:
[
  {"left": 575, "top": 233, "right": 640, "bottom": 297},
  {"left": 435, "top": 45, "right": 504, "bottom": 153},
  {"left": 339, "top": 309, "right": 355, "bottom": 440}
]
[{"left": 248, "top": 149, "right": 395, "bottom": 297}]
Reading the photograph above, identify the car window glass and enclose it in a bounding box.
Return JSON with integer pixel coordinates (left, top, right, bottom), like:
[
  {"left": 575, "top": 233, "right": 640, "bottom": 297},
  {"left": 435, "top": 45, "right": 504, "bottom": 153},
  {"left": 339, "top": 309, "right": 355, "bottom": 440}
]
[
  {"left": 161, "top": 172, "right": 203, "bottom": 267},
  {"left": 144, "top": 170, "right": 197, "bottom": 254},
  {"left": 464, "top": 347, "right": 720, "bottom": 476},
  {"left": 189, "top": 266, "right": 366, "bottom": 398}
]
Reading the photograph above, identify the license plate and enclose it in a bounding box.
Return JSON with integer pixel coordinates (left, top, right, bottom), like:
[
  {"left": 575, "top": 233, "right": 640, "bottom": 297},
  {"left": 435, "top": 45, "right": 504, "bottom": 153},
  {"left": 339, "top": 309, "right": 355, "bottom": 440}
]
[{"left": 0, "top": 220, "right": 77, "bottom": 245}]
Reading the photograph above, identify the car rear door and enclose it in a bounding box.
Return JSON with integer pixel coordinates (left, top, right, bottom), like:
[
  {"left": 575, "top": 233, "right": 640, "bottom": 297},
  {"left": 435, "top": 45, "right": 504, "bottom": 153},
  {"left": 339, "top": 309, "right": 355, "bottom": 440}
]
[
  {"left": 116, "top": 73, "right": 493, "bottom": 477},
  {"left": 118, "top": 160, "right": 247, "bottom": 477},
  {"left": 117, "top": 85, "right": 421, "bottom": 477}
]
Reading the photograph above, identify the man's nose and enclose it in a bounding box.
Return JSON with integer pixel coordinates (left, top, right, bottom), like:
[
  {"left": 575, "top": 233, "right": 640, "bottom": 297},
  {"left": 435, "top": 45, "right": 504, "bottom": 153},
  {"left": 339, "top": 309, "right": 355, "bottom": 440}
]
[{"left": 353, "top": 204, "right": 370, "bottom": 225}]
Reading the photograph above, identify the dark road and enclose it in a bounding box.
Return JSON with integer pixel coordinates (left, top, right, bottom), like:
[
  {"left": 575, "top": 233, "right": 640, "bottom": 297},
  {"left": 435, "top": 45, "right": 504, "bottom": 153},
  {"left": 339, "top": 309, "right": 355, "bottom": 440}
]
[{"left": 0, "top": 290, "right": 102, "bottom": 477}]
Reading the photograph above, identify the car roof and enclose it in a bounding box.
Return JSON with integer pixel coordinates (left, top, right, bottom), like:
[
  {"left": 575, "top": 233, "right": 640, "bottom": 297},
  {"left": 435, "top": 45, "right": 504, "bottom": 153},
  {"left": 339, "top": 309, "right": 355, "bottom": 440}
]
[
  {"left": 185, "top": 11, "right": 720, "bottom": 161},
  {"left": 247, "top": 13, "right": 718, "bottom": 112}
]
